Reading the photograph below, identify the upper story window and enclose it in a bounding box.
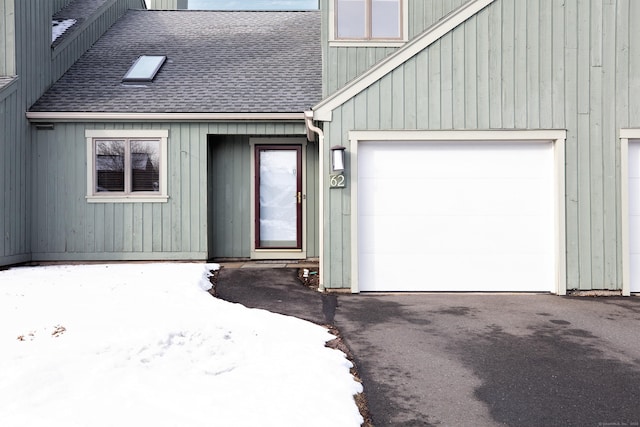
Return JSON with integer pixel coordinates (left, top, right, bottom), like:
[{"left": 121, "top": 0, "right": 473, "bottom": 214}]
[{"left": 332, "top": 0, "right": 407, "bottom": 46}]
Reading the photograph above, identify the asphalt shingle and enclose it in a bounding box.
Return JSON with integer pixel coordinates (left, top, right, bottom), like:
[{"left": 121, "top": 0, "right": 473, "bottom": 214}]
[{"left": 32, "top": 10, "right": 322, "bottom": 114}]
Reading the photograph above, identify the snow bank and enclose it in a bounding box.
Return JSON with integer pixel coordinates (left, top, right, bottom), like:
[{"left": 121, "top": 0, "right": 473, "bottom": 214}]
[{"left": 0, "top": 263, "right": 363, "bottom": 427}]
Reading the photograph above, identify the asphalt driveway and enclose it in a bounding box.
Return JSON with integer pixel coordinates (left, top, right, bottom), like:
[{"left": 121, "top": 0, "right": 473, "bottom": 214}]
[{"left": 215, "top": 266, "right": 640, "bottom": 426}]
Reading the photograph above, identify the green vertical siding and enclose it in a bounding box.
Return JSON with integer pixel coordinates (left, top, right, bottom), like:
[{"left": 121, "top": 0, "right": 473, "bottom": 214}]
[
  {"left": 31, "top": 121, "right": 317, "bottom": 261},
  {"left": 15, "top": 0, "right": 52, "bottom": 108},
  {"left": 305, "top": 138, "right": 320, "bottom": 259},
  {"left": 321, "top": 0, "right": 640, "bottom": 291},
  {"left": 0, "top": 0, "right": 51, "bottom": 266},
  {"left": 209, "top": 136, "right": 251, "bottom": 258},
  {"left": 321, "top": 0, "right": 467, "bottom": 96},
  {"left": 32, "top": 122, "right": 206, "bottom": 260}
]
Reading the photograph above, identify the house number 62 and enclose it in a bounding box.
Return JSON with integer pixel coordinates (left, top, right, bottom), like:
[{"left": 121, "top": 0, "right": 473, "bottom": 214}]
[{"left": 329, "top": 173, "right": 346, "bottom": 188}]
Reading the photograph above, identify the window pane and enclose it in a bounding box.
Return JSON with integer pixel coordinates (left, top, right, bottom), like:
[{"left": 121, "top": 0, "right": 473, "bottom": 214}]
[
  {"left": 95, "top": 140, "right": 125, "bottom": 192},
  {"left": 130, "top": 140, "right": 160, "bottom": 192},
  {"left": 372, "top": 0, "right": 400, "bottom": 38},
  {"left": 122, "top": 56, "right": 166, "bottom": 82},
  {"left": 337, "top": 0, "right": 366, "bottom": 38}
]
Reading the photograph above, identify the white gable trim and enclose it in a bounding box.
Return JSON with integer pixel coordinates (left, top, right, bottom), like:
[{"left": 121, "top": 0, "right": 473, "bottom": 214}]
[{"left": 313, "top": 0, "right": 496, "bottom": 122}]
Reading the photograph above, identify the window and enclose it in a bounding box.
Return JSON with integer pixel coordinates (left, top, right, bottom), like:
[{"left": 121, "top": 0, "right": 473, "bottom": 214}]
[
  {"left": 122, "top": 56, "right": 166, "bottom": 83},
  {"left": 86, "top": 130, "right": 168, "bottom": 203},
  {"left": 335, "top": 0, "right": 403, "bottom": 41}
]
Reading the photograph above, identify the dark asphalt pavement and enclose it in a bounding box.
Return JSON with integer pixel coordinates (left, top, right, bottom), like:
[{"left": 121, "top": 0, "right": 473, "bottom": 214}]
[{"left": 215, "top": 266, "right": 640, "bottom": 427}]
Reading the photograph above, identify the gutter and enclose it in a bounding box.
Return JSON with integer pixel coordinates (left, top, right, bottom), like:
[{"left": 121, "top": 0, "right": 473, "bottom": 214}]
[
  {"left": 26, "top": 112, "right": 307, "bottom": 122},
  {"left": 305, "top": 110, "right": 325, "bottom": 292}
]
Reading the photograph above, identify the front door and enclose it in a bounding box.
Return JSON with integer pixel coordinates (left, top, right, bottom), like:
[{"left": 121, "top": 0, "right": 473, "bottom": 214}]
[{"left": 255, "top": 145, "right": 303, "bottom": 249}]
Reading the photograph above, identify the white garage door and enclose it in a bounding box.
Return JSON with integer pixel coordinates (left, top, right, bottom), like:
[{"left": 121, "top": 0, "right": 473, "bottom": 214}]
[
  {"left": 629, "top": 141, "right": 640, "bottom": 293},
  {"left": 357, "top": 140, "right": 556, "bottom": 292}
]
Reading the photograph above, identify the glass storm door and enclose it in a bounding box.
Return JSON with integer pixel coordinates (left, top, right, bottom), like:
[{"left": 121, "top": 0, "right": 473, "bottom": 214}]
[{"left": 255, "top": 146, "right": 303, "bottom": 249}]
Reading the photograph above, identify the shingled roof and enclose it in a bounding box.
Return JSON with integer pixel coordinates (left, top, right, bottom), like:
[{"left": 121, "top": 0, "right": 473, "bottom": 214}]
[{"left": 31, "top": 10, "right": 321, "bottom": 114}]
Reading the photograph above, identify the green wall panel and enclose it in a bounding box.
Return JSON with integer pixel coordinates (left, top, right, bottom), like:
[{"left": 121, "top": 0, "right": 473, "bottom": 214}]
[
  {"left": 0, "top": 80, "right": 30, "bottom": 265},
  {"left": 30, "top": 121, "right": 317, "bottom": 262},
  {"left": 209, "top": 135, "right": 251, "bottom": 258}
]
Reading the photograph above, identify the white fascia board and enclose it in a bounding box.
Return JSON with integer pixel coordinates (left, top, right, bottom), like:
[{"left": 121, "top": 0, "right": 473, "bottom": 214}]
[
  {"left": 86, "top": 129, "right": 169, "bottom": 138},
  {"left": 313, "top": 0, "right": 496, "bottom": 122},
  {"left": 26, "top": 112, "right": 307, "bottom": 122}
]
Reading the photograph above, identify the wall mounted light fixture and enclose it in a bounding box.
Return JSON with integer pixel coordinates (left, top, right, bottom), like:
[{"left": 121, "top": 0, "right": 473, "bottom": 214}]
[{"left": 331, "top": 145, "right": 346, "bottom": 172}]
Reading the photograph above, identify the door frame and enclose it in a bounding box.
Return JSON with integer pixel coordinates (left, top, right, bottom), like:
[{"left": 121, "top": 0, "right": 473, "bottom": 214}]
[
  {"left": 348, "top": 129, "right": 567, "bottom": 294},
  {"left": 249, "top": 137, "right": 307, "bottom": 260}
]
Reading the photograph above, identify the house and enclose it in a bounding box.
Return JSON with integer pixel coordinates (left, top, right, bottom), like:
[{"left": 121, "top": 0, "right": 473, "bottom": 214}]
[{"left": 2, "top": 0, "right": 640, "bottom": 296}]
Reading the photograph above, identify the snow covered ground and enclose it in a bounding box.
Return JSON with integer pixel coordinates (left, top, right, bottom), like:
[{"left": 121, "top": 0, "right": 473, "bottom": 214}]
[{"left": 0, "top": 263, "right": 363, "bottom": 427}]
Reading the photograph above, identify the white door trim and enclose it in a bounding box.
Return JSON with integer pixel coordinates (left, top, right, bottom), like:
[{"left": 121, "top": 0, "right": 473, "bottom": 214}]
[
  {"left": 349, "top": 129, "right": 567, "bottom": 294},
  {"left": 619, "top": 129, "right": 640, "bottom": 296},
  {"left": 249, "top": 137, "right": 307, "bottom": 260}
]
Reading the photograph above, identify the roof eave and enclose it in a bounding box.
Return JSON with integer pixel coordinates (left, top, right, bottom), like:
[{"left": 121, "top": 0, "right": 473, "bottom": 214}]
[
  {"left": 312, "top": 0, "right": 496, "bottom": 122},
  {"left": 26, "top": 111, "right": 307, "bottom": 123}
]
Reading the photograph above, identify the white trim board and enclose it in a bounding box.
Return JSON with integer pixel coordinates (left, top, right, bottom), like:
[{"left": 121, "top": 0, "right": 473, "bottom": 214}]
[
  {"left": 28, "top": 112, "right": 306, "bottom": 122},
  {"left": 620, "top": 129, "right": 640, "bottom": 296},
  {"left": 349, "top": 129, "right": 567, "bottom": 294},
  {"left": 314, "top": 0, "right": 496, "bottom": 122}
]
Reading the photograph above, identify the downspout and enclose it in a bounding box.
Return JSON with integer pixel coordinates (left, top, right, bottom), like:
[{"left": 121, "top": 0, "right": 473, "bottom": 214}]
[{"left": 305, "top": 111, "right": 325, "bottom": 292}]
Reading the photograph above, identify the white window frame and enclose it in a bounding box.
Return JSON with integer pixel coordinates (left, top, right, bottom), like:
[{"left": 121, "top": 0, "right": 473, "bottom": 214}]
[
  {"left": 329, "top": 0, "right": 408, "bottom": 47},
  {"left": 86, "top": 129, "right": 169, "bottom": 203}
]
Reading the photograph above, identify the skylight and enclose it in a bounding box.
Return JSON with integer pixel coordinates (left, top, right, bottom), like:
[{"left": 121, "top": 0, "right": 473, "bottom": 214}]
[{"left": 122, "top": 56, "right": 167, "bottom": 82}]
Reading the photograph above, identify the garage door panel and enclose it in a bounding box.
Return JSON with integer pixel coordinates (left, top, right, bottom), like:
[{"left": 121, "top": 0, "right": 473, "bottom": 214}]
[
  {"left": 360, "top": 214, "right": 551, "bottom": 254},
  {"left": 631, "top": 255, "right": 640, "bottom": 293},
  {"left": 359, "top": 252, "right": 554, "bottom": 292},
  {"left": 629, "top": 178, "right": 640, "bottom": 215},
  {"left": 358, "top": 140, "right": 555, "bottom": 292},
  {"left": 359, "top": 141, "right": 552, "bottom": 179},
  {"left": 360, "top": 177, "right": 551, "bottom": 217},
  {"left": 629, "top": 211, "right": 640, "bottom": 253}
]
